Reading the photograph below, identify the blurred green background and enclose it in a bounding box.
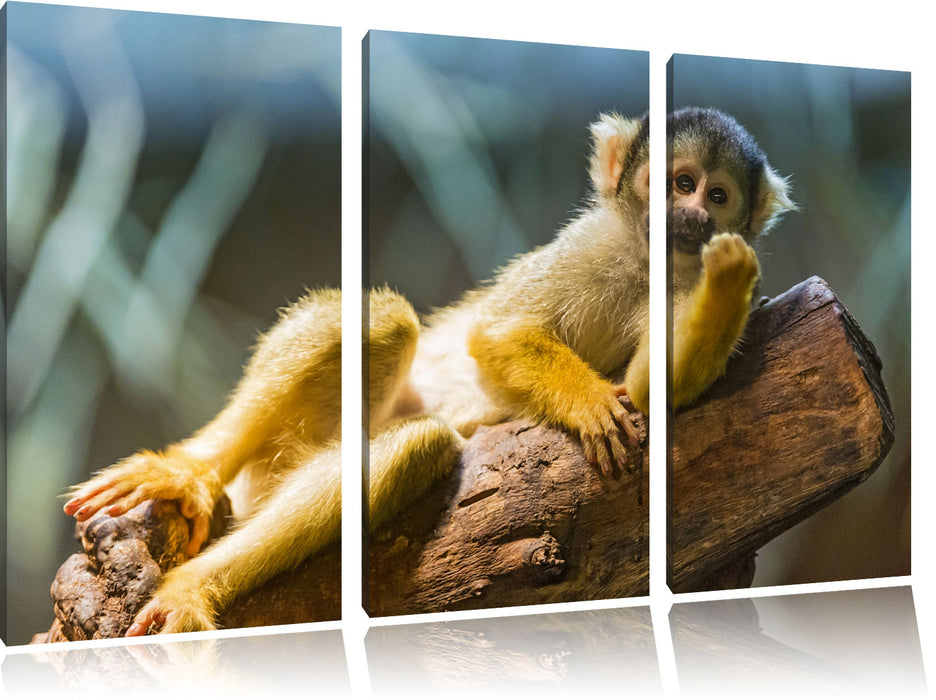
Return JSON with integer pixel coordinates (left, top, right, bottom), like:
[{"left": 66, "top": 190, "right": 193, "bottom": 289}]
[
  {"left": 671, "top": 55, "right": 911, "bottom": 587},
  {"left": 366, "top": 31, "right": 649, "bottom": 313},
  {"left": 4, "top": 3, "right": 340, "bottom": 644}
]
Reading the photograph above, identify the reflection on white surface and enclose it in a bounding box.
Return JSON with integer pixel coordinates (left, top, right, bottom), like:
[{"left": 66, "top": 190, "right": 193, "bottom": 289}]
[
  {"left": 366, "top": 606, "right": 661, "bottom": 698},
  {"left": 1, "top": 629, "right": 349, "bottom": 699},
  {"left": 3, "top": 587, "right": 926, "bottom": 697},
  {"left": 672, "top": 586, "right": 926, "bottom": 698}
]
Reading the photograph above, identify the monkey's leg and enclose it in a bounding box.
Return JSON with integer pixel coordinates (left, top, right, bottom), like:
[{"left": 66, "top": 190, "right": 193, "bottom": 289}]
[
  {"left": 366, "top": 287, "right": 420, "bottom": 430},
  {"left": 368, "top": 416, "right": 463, "bottom": 532},
  {"left": 65, "top": 288, "right": 342, "bottom": 555},
  {"left": 127, "top": 441, "right": 341, "bottom": 636},
  {"left": 468, "top": 322, "right": 640, "bottom": 476},
  {"left": 670, "top": 233, "right": 759, "bottom": 408},
  {"left": 366, "top": 291, "right": 461, "bottom": 526}
]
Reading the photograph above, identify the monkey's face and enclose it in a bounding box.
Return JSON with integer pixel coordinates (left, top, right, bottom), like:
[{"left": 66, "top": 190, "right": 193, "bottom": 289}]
[{"left": 667, "top": 156, "right": 749, "bottom": 255}]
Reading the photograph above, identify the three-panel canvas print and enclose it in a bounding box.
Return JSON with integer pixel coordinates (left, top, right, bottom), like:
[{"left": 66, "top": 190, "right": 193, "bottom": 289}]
[{"left": 2, "top": 0, "right": 912, "bottom": 674}]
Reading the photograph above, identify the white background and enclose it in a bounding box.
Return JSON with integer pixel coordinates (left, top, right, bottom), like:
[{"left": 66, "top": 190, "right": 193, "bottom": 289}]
[{"left": 3, "top": 0, "right": 932, "bottom": 697}]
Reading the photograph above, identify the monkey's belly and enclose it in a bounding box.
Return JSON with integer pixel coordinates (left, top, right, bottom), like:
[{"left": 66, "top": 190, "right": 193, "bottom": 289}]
[{"left": 407, "top": 332, "right": 509, "bottom": 437}]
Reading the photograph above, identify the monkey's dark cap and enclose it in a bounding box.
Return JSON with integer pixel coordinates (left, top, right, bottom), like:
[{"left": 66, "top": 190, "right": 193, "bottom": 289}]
[{"left": 668, "top": 107, "right": 767, "bottom": 176}]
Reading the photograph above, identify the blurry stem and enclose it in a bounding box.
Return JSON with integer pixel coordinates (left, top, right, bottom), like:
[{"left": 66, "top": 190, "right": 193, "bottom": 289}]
[
  {"left": 7, "top": 21, "right": 144, "bottom": 417},
  {"left": 6, "top": 46, "right": 68, "bottom": 271},
  {"left": 115, "top": 107, "right": 268, "bottom": 393},
  {"left": 373, "top": 36, "right": 528, "bottom": 281}
]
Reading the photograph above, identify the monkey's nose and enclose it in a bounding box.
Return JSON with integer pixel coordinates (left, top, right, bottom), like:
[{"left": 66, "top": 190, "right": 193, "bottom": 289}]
[{"left": 687, "top": 193, "right": 709, "bottom": 219}]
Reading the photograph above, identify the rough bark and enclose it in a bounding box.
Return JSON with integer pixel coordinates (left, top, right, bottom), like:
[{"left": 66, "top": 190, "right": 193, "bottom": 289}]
[
  {"left": 367, "top": 418, "right": 649, "bottom": 616},
  {"left": 31, "top": 495, "right": 339, "bottom": 643},
  {"left": 33, "top": 499, "right": 214, "bottom": 643}
]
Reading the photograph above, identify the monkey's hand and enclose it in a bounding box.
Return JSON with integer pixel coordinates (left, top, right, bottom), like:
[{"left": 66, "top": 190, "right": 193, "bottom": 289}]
[
  {"left": 126, "top": 564, "right": 217, "bottom": 636},
  {"left": 574, "top": 383, "right": 642, "bottom": 477},
  {"left": 64, "top": 449, "right": 222, "bottom": 557},
  {"left": 701, "top": 232, "right": 759, "bottom": 302}
]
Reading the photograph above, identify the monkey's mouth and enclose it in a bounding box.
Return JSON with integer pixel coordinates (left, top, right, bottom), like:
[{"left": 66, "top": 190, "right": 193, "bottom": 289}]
[{"left": 667, "top": 207, "right": 715, "bottom": 255}]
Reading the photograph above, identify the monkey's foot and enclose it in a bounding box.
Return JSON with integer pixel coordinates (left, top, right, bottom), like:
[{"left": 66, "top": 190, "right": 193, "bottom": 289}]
[
  {"left": 126, "top": 578, "right": 217, "bottom": 636},
  {"left": 64, "top": 448, "right": 222, "bottom": 557}
]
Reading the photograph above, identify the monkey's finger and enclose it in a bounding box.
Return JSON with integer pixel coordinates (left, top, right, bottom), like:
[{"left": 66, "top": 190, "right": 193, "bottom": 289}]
[
  {"left": 73, "top": 487, "right": 133, "bottom": 521},
  {"left": 593, "top": 438, "right": 613, "bottom": 477},
  {"left": 63, "top": 481, "right": 114, "bottom": 515},
  {"left": 75, "top": 484, "right": 142, "bottom": 521},
  {"left": 620, "top": 415, "right": 641, "bottom": 447},
  {"left": 611, "top": 385, "right": 637, "bottom": 412},
  {"left": 608, "top": 434, "right": 629, "bottom": 472},
  {"left": 187, "top": 515, "right": 210, "bottom": 558},
  {"left": 580, "top": 433, "right": 598, "bottom": 465},
  {"left": 611, "top": 383, "right": 636, "bottom": 412},
  {"left": 610, "top": 402, "right": 641, "bottom": 447},
  {"left": 127, "top": 604, "right": 166, "bottom": 637},
  {"left": 63, "top": 499, "right": 84, "bottom": 516},
  {"left": 181, "top": 500, "right": 203, "bottom": 520},
  {"left": 104, "top": 487, "right": 148, "bottom": 518}
]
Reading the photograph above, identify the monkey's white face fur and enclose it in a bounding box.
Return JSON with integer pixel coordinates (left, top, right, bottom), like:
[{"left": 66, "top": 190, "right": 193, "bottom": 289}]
[{"left": 669, "top": 157, "right": 748, "bottom": 234}]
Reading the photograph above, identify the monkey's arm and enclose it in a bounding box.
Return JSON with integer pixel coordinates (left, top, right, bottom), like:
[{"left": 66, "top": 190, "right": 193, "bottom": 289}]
[
  {"left": 468, "top": 321, "right": 639, "bottom": 476},
  {"left": 671, "top": 233, "right": 759, "bottom": 409}
]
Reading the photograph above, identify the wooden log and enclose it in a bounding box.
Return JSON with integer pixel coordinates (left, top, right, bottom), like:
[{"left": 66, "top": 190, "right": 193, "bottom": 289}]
[
  {"left": 33, "top": 500, "right": 194, "bottom": 642},
  {"left": 367, "top": 418, "right": 649, "bottom": 615},
  {"left": 668, "top": 276, "right": 894, "bottom": 592},
  {"left": 32, "top": 492, "right": 339, "bottom": 643}
]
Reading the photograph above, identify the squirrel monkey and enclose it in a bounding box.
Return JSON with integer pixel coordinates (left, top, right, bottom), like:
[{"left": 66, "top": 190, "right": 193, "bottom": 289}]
[
  {"left": 63, "top": 112, "right": 649, "bottom": 635},
  {"left": 62, "top": 108, "right": 789, "bottom": 635},
  {"left": 667, "top": 107, "right": 795, "bottom": 407}
]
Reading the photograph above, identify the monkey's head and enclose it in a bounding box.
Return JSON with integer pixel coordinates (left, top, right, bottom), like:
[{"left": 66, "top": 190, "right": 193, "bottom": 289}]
[
  {"left": 589, "top": 111, "right": 650, "bottom": 242},
  {"left": 667, "top": 107, "right": 795, "bottom": 256}
]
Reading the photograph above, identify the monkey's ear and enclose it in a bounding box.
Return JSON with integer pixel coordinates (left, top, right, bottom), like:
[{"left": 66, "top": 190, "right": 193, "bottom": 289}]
[
  {"left": 589, "top": 113, "right": 642, "bottom": 200},
  {"left": 750, "top": 165, "right": 798, "bottom": 235}
]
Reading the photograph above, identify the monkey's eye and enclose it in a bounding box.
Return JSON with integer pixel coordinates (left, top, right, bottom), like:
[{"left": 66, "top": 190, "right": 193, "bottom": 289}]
[
  {"left": 675, "top": 174, "right": 695, "bottom": 193},
  {"left": 708, "top": 187, "right": 728, "bottom": 205}
]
